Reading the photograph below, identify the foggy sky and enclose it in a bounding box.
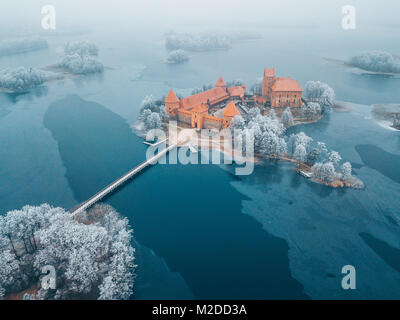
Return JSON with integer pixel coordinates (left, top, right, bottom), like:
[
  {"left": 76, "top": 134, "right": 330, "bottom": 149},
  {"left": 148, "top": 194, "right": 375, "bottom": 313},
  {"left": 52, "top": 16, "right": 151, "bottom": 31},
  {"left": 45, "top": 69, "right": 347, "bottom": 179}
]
[{"left": 1, "top": 0, "right": 399, "bottom": 32}]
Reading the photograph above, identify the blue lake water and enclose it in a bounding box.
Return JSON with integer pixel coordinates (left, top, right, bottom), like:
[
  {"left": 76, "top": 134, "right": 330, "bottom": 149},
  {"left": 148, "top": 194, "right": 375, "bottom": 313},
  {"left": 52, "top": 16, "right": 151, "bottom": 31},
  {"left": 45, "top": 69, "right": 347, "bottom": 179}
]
[{"left": 1, "top": 25, "right": 400, "bottom": 299}]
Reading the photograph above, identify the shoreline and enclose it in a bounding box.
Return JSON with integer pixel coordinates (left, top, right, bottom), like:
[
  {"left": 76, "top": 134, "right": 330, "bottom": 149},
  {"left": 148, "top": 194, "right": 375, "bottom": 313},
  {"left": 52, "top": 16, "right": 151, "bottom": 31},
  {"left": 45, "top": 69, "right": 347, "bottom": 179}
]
[
  {"left": 132, "top": 122, "right": 363, "bottom": 189},
  {"left": 324, "top": 57, "right": 400, "bottom": 77}
]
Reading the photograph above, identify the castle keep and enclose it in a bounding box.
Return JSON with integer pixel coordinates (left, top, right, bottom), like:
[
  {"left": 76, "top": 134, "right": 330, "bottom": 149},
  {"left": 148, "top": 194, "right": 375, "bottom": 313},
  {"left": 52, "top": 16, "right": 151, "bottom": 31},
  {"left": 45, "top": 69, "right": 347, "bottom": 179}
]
[
  {"left": 257, "top": 68, "right": 302, "bottom": 107},
  {"left": 165, "top": 68, "right": 302, "bottom": 130}
]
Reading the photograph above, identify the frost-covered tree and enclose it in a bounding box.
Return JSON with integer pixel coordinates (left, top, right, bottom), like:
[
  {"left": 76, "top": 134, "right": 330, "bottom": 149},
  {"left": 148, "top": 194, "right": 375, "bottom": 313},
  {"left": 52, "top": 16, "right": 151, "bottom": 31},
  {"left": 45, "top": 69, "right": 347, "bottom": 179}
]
[
  {"left": 328, "top": 151, "right": 342, "bottom": 168},
  {"left": 293, "top": 144, "right": 307, "bottom": 163},
  {"left": 349, "top": 51, "right": 400, "bottom": 73},
  {"left": 245, "top": 111, "right": 286, "bottom": 156},
  {"left": 64, "top": 41, "right": 99, "bottom": 56},
  {"left": 246, "top": 107, "right": 261, "bottom": 122},
  {"left": 288, "top": 132, "right": 313, "bottom": 155},
  {"left": 259, "top": 130, "right": 287, "bottom": 158},
  {"left": 269, "top": 109, "right": 277, "bottom": 121},
  {"left": 59, "top": 54, "right": 103, "bottom": 74},
  {"left": 0, "top": 37, "right": 48, "bottom": 56},
  {"left": 166, "top": 49, "right": 190, "bottom": 64},
  {"left": 229, "top": 115, "right": 246, "bottom": 130},
  {"left": 58, "top": 41, "right": 103, "bottom": 75},
  {"left": 303, "top": 81, "right": 335, "bottom": 113},
  {"left": 0, "top": 67, "right": 46, "bottom": 92},
  {"left": 137, "top": 95, "right": 166, "bottom": 130},
  {"left": 0, "top": 237, "right": 21, "bottom": 300},
  {"left": 301, "top": 102, "right": 321, "bottom": 120},
  {"left": 139, "top": 95, "right": 165, "bottom": 114},
  {"left": 341, "top": 162, "right": 352, "bottom": 180},
  {"left": 165, "top": 31, "right": 232, "bottom": 51},
  {"left": 144, "top": 112, "right": 162, "bottom": 130},
  {"left": 281, "top": 107, "right": 294, "bottom": 127},
  {"left": 0, "top": 204, "right": 135, "bottom": 300},
  {"left": 312, "top": 162, "right": 337, "bottom": 182},
  {"left": 306, "top": 141, "right": 328, "bottom": 165}
]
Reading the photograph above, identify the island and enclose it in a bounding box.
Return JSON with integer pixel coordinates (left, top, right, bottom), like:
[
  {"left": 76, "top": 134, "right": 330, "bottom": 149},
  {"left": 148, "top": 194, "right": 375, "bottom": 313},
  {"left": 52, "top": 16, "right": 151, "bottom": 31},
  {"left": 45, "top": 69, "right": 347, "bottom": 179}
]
[{"left": 134, "top": 67, "right": 363, "bottom": 189}]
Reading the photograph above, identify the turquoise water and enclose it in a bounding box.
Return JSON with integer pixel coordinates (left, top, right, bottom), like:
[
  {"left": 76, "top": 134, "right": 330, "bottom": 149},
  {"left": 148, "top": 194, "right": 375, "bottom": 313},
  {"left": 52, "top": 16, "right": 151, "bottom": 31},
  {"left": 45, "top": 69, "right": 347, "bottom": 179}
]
[{"left": 1, "top": 26, "right": 400, "bottom": 299}]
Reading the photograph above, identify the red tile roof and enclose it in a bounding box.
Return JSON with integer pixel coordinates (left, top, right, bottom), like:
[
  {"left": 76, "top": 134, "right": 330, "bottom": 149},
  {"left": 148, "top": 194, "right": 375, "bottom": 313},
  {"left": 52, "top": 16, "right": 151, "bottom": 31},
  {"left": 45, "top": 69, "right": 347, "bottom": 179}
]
[
  {"left": 165, "top": 89, "right": 179, "bottom": 103},
  {"left": 227, "top": 86, "right": 246, "bottom": 98},
  {"left": 271, "top": 78, "right": 302, "bottom": 92},
  {"left": 223, "top": 101, "right": 240, "bottom": 118},
  {"left": 190, "top": 103, "right": 209, "bottom": 113},
  {"left": 180, "top": 87, "right": 229, "bottom": 110}
]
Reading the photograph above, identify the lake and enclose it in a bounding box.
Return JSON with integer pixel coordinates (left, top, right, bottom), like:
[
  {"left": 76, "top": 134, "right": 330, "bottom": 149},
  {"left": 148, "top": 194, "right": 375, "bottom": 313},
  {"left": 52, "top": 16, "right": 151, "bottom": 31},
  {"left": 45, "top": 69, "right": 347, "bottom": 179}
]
[{"left": 1, "top": 24, "right": 400, "bottom": 299}]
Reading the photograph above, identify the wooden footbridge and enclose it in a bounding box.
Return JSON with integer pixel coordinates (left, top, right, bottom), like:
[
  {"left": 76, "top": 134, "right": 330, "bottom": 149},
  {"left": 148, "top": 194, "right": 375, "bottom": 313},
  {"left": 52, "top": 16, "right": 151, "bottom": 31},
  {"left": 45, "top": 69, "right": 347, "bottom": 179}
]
[{"left": 70, "top": 139, "right": 182, "bottom": 216}]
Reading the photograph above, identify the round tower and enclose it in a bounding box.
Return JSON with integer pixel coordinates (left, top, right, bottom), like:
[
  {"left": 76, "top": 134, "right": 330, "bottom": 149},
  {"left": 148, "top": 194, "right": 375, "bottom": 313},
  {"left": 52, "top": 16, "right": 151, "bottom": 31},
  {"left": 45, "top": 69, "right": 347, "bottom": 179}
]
[
  {"left": 215, "top": 76, "right": 227, "bottom": 90},
  {"left": 165, "top": 89, "right": 180, "bottom": 116}
]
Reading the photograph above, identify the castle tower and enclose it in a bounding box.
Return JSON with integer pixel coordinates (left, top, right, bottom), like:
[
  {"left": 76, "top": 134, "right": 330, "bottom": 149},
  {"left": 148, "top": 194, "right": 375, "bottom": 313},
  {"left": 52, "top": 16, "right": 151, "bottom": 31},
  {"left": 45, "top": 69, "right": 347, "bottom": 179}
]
[
  {"left": 215, "top": 76, "right": 227, "bottom": 90},
  {"left": 222, "top": 101, "right": 240, "bottom": 128},
  {"left": 165, "top": 89, "right": 180, "bottom": 116},
  {"left": 262, "top": 68, "right": 276, "bottom": 97}
]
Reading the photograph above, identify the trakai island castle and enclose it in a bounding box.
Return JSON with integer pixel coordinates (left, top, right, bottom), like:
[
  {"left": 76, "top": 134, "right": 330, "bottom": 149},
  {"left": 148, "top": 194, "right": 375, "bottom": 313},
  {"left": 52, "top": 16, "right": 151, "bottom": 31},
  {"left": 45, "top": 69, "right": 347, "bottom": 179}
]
[{"left": 165, "top": 67, "right": 302, "bottom": 130}]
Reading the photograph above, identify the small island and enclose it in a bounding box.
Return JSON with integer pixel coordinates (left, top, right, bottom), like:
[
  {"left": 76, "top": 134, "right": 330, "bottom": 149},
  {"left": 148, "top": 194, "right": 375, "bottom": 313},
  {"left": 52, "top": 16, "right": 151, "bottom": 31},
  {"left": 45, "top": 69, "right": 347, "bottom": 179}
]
[
  {"left": 372, "top": 103, "right": 400, "bottom": 131},
  {"left": 164, "top": 30, "right": 262, "bottom": 52},
  {"left": 44, "top": 41, "right": 104, "bottom": 75},
  {"left": 325, "top": 51, "right": 400, "bottom": 76},
  {"left": 134, "top": 67, "right": 363, "bottom": 189},
  {"left": 0, "top": 41, "right": 104, "bottom": 94},
  {"left": 165, "top": 49, "right": 190, "bottom": 64}
]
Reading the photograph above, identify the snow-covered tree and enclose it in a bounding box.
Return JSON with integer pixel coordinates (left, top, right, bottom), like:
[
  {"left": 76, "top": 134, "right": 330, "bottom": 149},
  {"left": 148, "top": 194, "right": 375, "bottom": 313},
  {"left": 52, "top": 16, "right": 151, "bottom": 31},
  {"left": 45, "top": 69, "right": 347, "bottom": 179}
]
[
  {"left": 246, "top": 107, "right": 261, "bottom": 122},
  {"left": 269, "top": 109, "right": 277, "bottom": 121},
  {"left": 281, "top": 107, "right": 294, "bottom": 127},
  {"left": 166, "top": 49, "right": 189, "bottom": 64},
  {"left": 303, "top": 81, "right": 335, "bottom": 113},
  {"left": 165, "top": 31, "right": 232, "bottom": 51},
  {"left": 58, "top": 41, "right": 103, "bottom": 75},
  {"left": 0, "top": 204, "right": 135, "bottom": 300},
  {"left": 139, "top": 95, "right": 165, "bottom": 114},
  {"left": 144, "top": 112, "right": 162, "bottom": 130},
  {"left": 328, "top": 151, "right": 342, "bottom": 167},
  {"left": 137, "top": 95, "right": 168, "bottom": 131},
  {"left": 312, "top": 162, "right": 337, "bottom": 182},
  {"left": 59, "top": 53, "right": 103, "bottom": 74},
  {"left": 247, "top": 111, "right": 285, "bottom": 154},
  {"left": 259, "top": 130, "right": 287, "bottom": 158},
  {"left": 0, "top": 67, "right": 46, "bottom": 92},
  {"left": 301, "top": 102, "right": 321, "bottom": 120},
  {"left": 293, "top": 144, "right": 307, "bottom": 163},
  {"left": 341, "top": 162, "right": 352, "bottom": 180},
  {"left": 349, "top": 51, "right": 400, "bottom": 73},
  {"left": 288, "top": 132, "right": 313, "bottom": 155},
  {"left": 229, "top": 115, "right": 246, "bottom": 130},
  {"left": 306, "top": 141, "right": 327, "bottom": 165},
  {"left": 64, "top": 41, "right": 99, "bottom": 56},
  {"left": 0, "top": 242, "right": 21, "bottom": 299}
]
